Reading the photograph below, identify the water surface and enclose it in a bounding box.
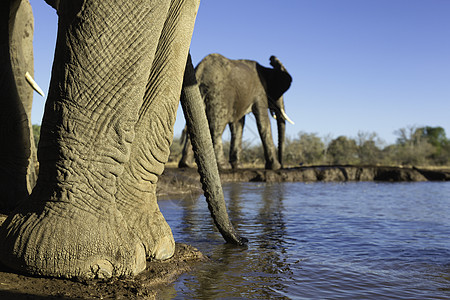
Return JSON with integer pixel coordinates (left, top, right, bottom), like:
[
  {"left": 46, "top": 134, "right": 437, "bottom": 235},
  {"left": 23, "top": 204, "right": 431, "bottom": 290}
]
[{"left": 158, "top": 182, "right": 450, "bottom": 299}]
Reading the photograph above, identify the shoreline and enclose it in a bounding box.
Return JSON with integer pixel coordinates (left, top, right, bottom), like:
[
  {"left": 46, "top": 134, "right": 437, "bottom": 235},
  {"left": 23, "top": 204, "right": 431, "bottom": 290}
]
[
  {"left": 219, "top": 165, "right": 450, "bottom": 182},
  {"left": 157, "top": 165, "right": 450, "bottom": 196}
]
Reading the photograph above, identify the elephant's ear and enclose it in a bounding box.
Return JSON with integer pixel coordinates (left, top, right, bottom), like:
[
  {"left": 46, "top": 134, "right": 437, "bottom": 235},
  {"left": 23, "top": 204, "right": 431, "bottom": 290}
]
[
  {"left": 257, "top": 58, "right": 292, "bottom": 101},
  {"left": 44, "top": 0, "right": 60, "bottom": 11}
]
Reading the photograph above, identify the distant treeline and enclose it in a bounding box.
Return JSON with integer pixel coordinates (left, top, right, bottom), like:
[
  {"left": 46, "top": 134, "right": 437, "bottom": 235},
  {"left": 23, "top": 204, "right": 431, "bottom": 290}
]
[
  {"left": 169, "top": 125, "right": 450, "bottom": 167},
  {"left": 32, "top": 125, "right": 450, "bottom": 167}
]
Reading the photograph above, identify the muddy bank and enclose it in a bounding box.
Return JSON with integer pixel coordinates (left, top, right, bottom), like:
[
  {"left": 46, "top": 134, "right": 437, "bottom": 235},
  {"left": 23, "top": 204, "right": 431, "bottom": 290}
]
[
  {"left": 158, "top": 165, "right": 450, "bottom": 195},
  {"left": 0, "top": 239, "right": 206, "bottom": 300},
  {"left": 219, "top": 165, "right": 450, "bottom": 183},
  {"left": 0, "top": 214, "right": 206, "bottom": 299}
]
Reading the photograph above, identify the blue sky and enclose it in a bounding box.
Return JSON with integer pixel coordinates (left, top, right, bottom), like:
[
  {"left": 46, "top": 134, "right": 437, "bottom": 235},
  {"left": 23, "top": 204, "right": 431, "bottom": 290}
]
[{"left": 30, "top": 0, "right": 450, "bottom": 145}]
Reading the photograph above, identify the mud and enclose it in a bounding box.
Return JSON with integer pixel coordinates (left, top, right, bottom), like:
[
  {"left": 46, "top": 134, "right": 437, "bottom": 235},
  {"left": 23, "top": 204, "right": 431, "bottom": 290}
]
[
  {"left": 0, "top": 238, "right": 206, "bottom": 299},
  {"left": 0, "top": 214, "right": 206, "bottom": 299}
]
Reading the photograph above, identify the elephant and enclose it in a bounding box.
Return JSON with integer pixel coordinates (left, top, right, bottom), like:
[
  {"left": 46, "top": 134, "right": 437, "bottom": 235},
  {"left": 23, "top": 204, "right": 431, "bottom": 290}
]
[
  {"left": 0, "top": 0, "right": 39, "bottom": 213},
  {"left": 178, "top": 53, "right": 293, "bottom": 170},
  {"left": 0, "top": 0, "right": 245, "bottom": 280}
]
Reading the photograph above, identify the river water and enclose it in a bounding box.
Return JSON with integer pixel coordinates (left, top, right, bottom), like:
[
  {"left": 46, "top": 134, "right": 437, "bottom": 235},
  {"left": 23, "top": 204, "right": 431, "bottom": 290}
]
[{"left": 158, "top": 182, "right": 450, "bottom": 299}]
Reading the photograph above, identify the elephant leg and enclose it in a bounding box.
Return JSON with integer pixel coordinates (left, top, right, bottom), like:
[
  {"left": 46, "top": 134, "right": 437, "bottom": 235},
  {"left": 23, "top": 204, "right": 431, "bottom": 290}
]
[
  {"left": 178, "top": 129, "right": 195, "bottom": 168},
  {"left": 208, "top": 120, "right": 228, "bottom": 170},
  {"left": 213, "top": 128, "right": 229, "bottom": 170},
  {"left": 253, "top": 102, "right": 281, "bottom": 170},
  {"left": 0, "top": 0, "right": 178, "bottom": 279},
  {"left": 115, "top": 0, "right": 200, "bottom": 261},
  {"left": 276, "top": 118, "right": 286, "bottom": 168},
  {"left": 229, "top": 116, "right": 245, "bottom": 169},
  {"left": 0, "top": 0, "right": 38, "bottom": 213}
]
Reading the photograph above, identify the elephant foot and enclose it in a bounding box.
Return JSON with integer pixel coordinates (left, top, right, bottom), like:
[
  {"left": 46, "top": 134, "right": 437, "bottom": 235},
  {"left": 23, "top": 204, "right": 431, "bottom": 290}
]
[
  {"left": 178, "top": 159, "right": 195, "bottom": 168},
  {"left": 126, "top": 208, "right": 175, "bottom": 261},
  {"left": 217, "top": 162, "right": 231, "bottom": 170},
  {"left": 115, "top": 183, "right": 175, "bottom": 261},
  {"left": 266, "top": 160, "right": 281, "bottom": 170},
  {"left": 0, "top": 201, "right": 146, "bottom": 279},
  {"left": 147, "top": 222, "right": 176, "bottom": 260},
  {"left": 230, "top": 161, "right": 240, "bottom": 170}
]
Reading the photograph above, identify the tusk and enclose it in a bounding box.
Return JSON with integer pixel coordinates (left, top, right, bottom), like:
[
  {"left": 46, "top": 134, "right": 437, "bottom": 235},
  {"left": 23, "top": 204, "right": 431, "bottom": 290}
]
[
  {"left": 280, "top": 107, "right": 295, "bottom": 125},
  {"left": 25, "top": 72, "right": 45, "bottom": 97}
]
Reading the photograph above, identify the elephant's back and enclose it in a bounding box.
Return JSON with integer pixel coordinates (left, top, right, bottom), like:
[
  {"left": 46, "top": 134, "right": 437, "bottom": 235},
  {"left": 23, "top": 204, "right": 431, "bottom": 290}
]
[
  {"left": 196, "top": 53, "right": 255, "bottom": 77},
  {"left": 196, "top": 53, "right": 231, "bottom": 81},
  {"left": 196, "top": 54, "right": 260, "bottom": 122}
]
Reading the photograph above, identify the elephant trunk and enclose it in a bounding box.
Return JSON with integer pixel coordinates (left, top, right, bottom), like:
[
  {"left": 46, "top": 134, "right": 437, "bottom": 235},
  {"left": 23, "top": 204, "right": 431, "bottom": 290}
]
[{"left": 180, "top": 53, "right": 247, "bottom": 246}]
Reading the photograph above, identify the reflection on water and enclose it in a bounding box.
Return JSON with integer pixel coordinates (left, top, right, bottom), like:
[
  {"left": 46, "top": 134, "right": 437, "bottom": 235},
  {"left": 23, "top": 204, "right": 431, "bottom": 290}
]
[{"left": 158, "top": 182, "right": 450, "bottom": 299}]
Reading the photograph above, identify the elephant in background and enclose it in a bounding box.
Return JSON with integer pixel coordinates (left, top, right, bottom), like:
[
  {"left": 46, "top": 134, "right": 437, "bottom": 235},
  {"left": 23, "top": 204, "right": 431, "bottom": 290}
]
[
  {"left": 178, "top": 53, "right": 293, "bottom": 170},
  {"left": 0, "top": 0, "right": 244, "bottom": 280}
]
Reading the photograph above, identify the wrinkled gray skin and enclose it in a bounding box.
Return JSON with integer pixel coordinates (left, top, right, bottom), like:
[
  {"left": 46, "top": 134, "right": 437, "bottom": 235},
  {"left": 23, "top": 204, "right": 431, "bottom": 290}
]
[
  {"left": 0, "top": 0, "right": 244, "bottom": 280},
  {"left": 181, "top": 54, "right": 247, "bottom": 246},
  {"left": 179, "top": 53, "right": 292, "bottom": 170},
  {"left": 0, "top": 0, "right": 38, "bottom": 213}
]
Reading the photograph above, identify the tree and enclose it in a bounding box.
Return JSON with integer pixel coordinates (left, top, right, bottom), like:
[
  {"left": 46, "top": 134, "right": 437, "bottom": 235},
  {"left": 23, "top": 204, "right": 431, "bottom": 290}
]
[
  {"left": 356, "top": 131, "right": 383, "bottom": 165},
  {"left": 417, "top": 126, "right": 449, "bottom": 165},
  {"left": 284, "top": 132, "right": 325, "bottom": 166},
  {"left": 393, "top": 125, "right": 434, "bottom": 165},
  {"left": 327, "top": 136, "right": 358, "bottom": 165},
  {"left": 419, "top": 126, "right": 447, "bottom": 147},
  {"left": 240, "top": 140, "right": 265, "bottom": 166}
]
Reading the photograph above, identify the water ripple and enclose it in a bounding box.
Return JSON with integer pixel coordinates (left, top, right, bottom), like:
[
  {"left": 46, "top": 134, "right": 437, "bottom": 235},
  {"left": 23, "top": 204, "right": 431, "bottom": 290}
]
[{"left": 158, "top": 182, "right": 450, "bottom": 299}]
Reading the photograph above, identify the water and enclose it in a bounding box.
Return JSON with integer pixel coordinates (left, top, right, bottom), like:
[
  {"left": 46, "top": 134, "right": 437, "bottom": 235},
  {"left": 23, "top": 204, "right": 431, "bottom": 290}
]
[{"left": 158, "top": 182, "right": 450, "bottom": 299}]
